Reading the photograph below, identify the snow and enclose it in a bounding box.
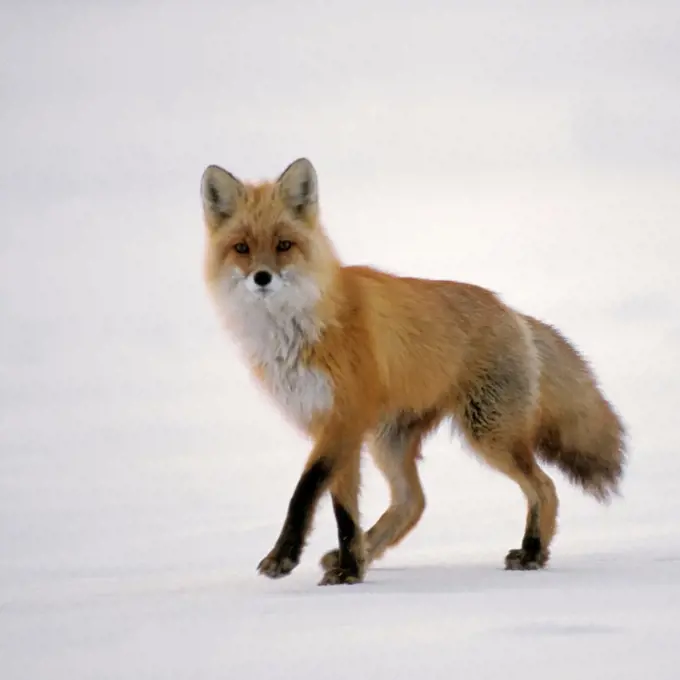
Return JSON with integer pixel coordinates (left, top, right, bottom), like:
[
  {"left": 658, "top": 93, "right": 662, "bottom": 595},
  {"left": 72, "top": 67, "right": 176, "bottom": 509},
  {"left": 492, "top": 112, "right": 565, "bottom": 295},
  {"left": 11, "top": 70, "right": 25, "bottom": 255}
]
[{"left": 1, "top": 1, "right": 680, "bottom": 678}]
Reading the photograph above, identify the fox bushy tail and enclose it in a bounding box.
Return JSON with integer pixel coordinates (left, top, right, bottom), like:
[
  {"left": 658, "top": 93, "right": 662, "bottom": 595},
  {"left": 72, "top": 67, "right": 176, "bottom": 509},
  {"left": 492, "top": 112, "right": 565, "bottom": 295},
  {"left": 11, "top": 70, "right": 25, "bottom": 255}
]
[{"left": 525, "top": 316, "right": 627, "bottom": 502}]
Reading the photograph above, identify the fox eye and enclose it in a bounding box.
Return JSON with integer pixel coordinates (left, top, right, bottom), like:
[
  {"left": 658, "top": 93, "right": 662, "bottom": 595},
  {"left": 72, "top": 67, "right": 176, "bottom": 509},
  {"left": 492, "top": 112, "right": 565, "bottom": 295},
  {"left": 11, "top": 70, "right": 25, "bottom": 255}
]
[
  {"left": 234, "top": 242, "right": 249, "bottom": 254},
  {"left": 276, "top": 240, "right": 293, "bottom": 253}
]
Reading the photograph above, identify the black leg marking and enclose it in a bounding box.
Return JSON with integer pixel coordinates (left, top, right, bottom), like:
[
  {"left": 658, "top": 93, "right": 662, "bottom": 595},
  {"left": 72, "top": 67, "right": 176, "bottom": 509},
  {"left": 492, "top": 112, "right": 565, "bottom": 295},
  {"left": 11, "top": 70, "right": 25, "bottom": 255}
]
[
  {"left": 318, "top": 494, "right": 374, "bottom": 575},
  {"left": 333, "top": 498, "right": 359, "bottom": 572},
  {"left": 319, "top": 498, "right": 363, "bottom": 585},
  {"left": 257, "top": 458, "right": 332, "bottom": 579},
  {"left": 521, "top": 535, "right": 542, "bottom": 556},
  {"left": 505, "top": 505, "right": 547, "bottom": 571},
  {"left": 283, "top": 458, "right": 332, "bottom": 561},
  {"left": 522, "top": 505, "right": 541, "bottom": 557}
]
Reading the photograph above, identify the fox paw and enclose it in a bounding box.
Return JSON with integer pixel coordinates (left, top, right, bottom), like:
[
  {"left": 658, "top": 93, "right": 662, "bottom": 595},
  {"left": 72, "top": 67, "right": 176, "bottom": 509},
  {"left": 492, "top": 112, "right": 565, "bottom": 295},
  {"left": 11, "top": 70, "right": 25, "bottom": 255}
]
[
  {"left": 319, "top": 548, "right": 340, "bottom": 572},
  {"left": 318, "top": 566, "right": 363, "bottom": 586},
  {"left": 505, "top": 548, "right": 548, "bottom": 571},
  {"left": 257, "top": 551, "right": 298, "bottom": 579}
]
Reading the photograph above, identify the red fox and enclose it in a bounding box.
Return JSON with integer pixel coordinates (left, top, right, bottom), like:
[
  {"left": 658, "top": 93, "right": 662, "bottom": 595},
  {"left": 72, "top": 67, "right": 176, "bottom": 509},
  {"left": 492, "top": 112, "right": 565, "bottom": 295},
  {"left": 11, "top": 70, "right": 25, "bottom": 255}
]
[{"left": 200, "top": 158, "right": 627, "bottom": 585}]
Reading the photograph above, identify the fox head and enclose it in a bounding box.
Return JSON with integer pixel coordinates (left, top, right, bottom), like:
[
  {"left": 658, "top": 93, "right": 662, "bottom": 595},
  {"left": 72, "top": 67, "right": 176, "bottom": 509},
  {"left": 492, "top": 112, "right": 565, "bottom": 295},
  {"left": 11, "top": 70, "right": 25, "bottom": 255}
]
[{"left": 201, "top": 158, "right": 338, "bottom": 321}]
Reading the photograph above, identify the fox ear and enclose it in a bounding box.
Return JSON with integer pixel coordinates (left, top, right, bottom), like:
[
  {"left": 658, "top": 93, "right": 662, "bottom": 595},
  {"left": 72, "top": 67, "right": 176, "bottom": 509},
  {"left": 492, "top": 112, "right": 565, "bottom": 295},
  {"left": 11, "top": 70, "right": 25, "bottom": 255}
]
[
  {"left": 201, "top": 165, "right": 244, "bottom": 224},
  {"left": 276, "top": 158, "right": 318, "bottom": 218}
]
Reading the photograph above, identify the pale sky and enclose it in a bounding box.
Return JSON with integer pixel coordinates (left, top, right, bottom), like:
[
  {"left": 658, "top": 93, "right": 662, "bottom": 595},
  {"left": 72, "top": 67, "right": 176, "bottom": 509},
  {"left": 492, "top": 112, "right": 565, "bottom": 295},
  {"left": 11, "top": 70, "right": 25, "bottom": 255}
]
[{"left": 1, "top": 0, "right": 678, "bottom": 551}]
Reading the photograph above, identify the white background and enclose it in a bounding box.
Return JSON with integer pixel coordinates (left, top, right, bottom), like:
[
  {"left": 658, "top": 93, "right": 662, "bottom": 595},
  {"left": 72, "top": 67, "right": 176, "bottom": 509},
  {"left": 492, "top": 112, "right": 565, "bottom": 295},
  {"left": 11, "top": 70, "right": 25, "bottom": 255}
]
[{"left": 1, "top": 1, "right": 679, "bottom": 678}]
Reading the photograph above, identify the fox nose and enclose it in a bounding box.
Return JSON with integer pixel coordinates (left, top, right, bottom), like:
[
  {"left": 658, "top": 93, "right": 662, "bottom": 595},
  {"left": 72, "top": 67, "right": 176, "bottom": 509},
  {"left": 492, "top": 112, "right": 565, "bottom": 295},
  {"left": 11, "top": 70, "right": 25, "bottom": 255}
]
[{"left": 253, "top": 270, "right": 272, "bottom": 288}]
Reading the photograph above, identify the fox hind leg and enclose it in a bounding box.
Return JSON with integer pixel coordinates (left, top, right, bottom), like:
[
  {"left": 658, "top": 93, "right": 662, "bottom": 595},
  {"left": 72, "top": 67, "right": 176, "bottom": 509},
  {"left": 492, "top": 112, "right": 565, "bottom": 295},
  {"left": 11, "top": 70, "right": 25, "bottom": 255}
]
[
  {"left": 466, "top": 435, "right": 558, "bottom": 570},
  {"left": 459, "top": 357, "right": 559, "bottom": 570},
  {"left": 503, "top": 459, "right": 558, "bottom": 570}
]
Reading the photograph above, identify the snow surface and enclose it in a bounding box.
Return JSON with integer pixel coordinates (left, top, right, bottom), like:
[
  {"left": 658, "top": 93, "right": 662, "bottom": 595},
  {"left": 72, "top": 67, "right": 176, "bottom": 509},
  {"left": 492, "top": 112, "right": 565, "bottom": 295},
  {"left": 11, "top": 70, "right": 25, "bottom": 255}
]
[{"left": 2, "top": 1, "right": 680, "bottom": 678}]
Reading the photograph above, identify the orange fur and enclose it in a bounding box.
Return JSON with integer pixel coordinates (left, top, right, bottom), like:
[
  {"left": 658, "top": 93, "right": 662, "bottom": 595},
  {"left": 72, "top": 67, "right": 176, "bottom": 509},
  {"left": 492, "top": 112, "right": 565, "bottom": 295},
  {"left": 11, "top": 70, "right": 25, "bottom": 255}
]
[{"left": 200, "top": 158, "right": 627, "bottom": 585}]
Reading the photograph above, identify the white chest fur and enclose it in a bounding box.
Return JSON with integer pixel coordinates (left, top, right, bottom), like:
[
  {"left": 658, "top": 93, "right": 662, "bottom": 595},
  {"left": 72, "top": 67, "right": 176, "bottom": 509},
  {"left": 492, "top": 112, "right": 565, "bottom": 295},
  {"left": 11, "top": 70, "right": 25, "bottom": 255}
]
[
  {"left": 212, "top": 275, "right": 334, "bottom": 429},
  {"left": 259, "top": 350, "right": 333, "bottom": 429}
]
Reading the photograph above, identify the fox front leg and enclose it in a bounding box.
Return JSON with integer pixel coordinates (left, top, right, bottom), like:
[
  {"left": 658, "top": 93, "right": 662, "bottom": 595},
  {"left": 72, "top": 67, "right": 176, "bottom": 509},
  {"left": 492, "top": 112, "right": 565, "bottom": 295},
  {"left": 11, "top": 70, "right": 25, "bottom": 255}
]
[
  {"left": 257, "top": 424, "right": 365, "bottom": 584},
  {"left": 257, "top": 457, "right": 332, "bottom": 579}
]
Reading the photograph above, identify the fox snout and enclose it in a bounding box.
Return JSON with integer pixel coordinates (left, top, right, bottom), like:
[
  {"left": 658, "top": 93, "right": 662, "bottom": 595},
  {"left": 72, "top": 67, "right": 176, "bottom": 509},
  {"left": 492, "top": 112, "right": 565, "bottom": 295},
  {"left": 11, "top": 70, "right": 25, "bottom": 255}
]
[
  {"left": 244, "top": 268, "right": 284, "bottom": 296},
  {"left": 253, "top": 270, "right": 272, "bottom": 287}
]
